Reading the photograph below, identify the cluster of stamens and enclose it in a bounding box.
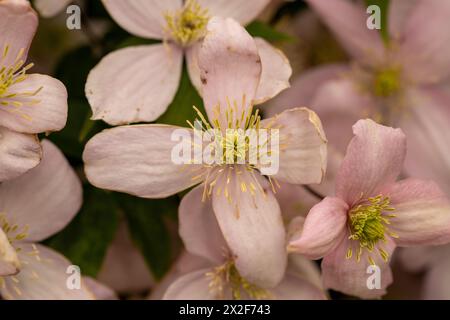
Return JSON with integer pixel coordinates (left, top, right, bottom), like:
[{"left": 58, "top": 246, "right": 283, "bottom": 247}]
[
  {"left": 207, "top": 259, "right": 271, "bottom": 300},
  {"left": 164, "top": 0, "right": 210, "bottom": 46},
  {"left": 0, "top": 44, "right": 42, "bottom": 120},
  {"left": 186, "top": 97, "right": 280, "bottom": 203},
  {"left": 373, "top": 68, "right": 402, "bottom": 98},
  {"left": 346, "top": 195, "right": 398, "bottom": 265}
]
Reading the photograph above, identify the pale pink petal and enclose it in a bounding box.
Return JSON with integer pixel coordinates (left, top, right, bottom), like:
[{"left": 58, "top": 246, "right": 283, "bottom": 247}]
[
  {"left": 0, "top": 127, "right": 41, "bottom": 182},
  {"left": 34, "top": 0, "right": 72, "bottom": 18},
  {"left": 186, "top": 41, "right": 202, "bottom": 94},
  {"left": 179, "top": 185, "right": 228, "bottom": 264},
  {"left": 0, "top": 140, "right": 82, "bottom": 241},
  {"left": 423, "top": 255, "right": 450, "bottom": 300},
  {"left": 397, "top": 246, "right": 442, "bottom": 273},
  {"left": 163, "top": 269, "right": 219, "bottom": 300},
  {"left": 265, "top": 64, "right": 348, "bottom": 118},
  {"left": 149, "top": 251, "right": 211, "bottom": 300},
  {"left": 86, "top": 44, "right": 183, "bottom": 125},
  {"left": 83, "top": 125, "right": 204, "bottom": 198},
  {"left": 0, "top": 244, "right": 94, "bottom": 300},
  {"left": 388, "top": 0, "right": 418, "bottom": 41},
  {"left": 253, "top": 38, "right": 292, "bottom": 105},
  {"left": 0, "top": 228, "right": 20, "bottom": 276},
  {"left": 322, "top": 234, "right": 395, "bottom": 299},
  {"left": 288, "top": 197, "right": 348, "bottom": 259},
  {"left": 0, "top": 0, "right": 38, "bottom": 66},
  {"left": 0, "top": 74, "right": 67, "bottom": 134},
  {"left": 275, "top": 183, "right": 320, "bottom": 221},
  {"left": 305, "top": 0, "right": 385, "bottom": 66},
  {"left": 212, "top": 168, "right": 287, "bottom": 288},
  {"left": 271, "top": 273, "right": 326, "bottom": 300},
  {"left": 198, "top": 0, "right": 270, "bottom": 25},
  {"left": 336, "top": 119, "right": 406, "bottom": 205},
  {"left": 101, "top": 0, "right": 182, "bottom": 39},
  {"left": 261, "top": 107, "right": 327, "bottom": 185},
  {"left": 402, "top": 88, "right": 450, "bottom": 196},
  {"left": 83, "top": 277, "right": 118, "bottom": 300},
  {"left": 382, "top": 178, "right": 450, "bottom": 246},
  {"left": 198, "top": 17, "right": 261, "bottom": 128},
  {"left": 311, "top": 79, "right": 376, "bottom": 154},
  {"left": 288, "top": 254, "right": 324, "bottom": 292},
  {"left": 399, "top": 0, "right": 450, "bottom": 84},
  {"left": 97, "top": 220, "right": 154, "bottom": 294}
]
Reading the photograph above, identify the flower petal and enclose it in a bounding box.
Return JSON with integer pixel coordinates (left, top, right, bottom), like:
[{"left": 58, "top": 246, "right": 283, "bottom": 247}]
[
  {"left": 34, "top": 0, "right": 72, "bottom": 18},
  {"left": 388, "top": 0, "right": 418, "bottom": 41},
  {"left": 423, "top": 255, "right": 450, "bottom": 300},
  {"left": 198, "top": 0, "right": 270, "bottom": 25},
  {"left": 83, "top": 125, "right": 204, "bottom": 198},
  {"left": 275, "top": 183, "right": 320, "bottom": 221},
  {"left": 305, "top": 0, "right": 385, "bottom": 66},
  {"left": 261, "top": 107, "right": 327, "bottom": 185},
  {"left": 383, "top": 178, "right": 450, "bottom": 246},
  {"left": 198, "top": 17, "right": 261, "bottom": 128},
  {"left": 163, "top": 269, "right": 219, "bottom": 300},
  {"left": 402, "top": 88, "right": 450, "bottom": 197},
  {"left": 0, "top": 140, "right": 82, "bottom": 241},
  {"left": 179, "top": 185, "right": 228, "bottom": 264},
  {"left": 0, "top": 127, "right": 41, "bottom": 182},
  {"left": 83, "top": 277, "right": 118, "bottom": 300},
  {"left": 0, "top": 244, "right": 94, "bottom": 300},
  {"left": 265, "top": 64, "right": 348, "bottom": 118},
  {"left": 253, "top": 38, "right": 292, "bottom": 105},
  {"left": 399, "top": 0, "right": 450, "bottom": 84},
  {"left": 0, "top": 228, "right": 20, "bottom": 276},
  {"left": 101, "top": 0, "right": 182, "bottom": 39},
  {"left": 97, "top": 220, "right": 154, "bottom": 294},
  {"left": 288, "top": 197, "right": 348, "bottom": 259},
  {"left": 0, "top": 74, "right": 68, "bottom": 134},
  {"left": 336, "top": 119, "right": 406, "bottom": 205},
  {"left": 271, "top": 273, "right": 326, "bottom": 300},
  {"left": 86, "top": 44, "right": 183, "bottom": 125},
  {"left": 322, "top": 234, "right": 395, "bottom": 299},
  {"left": 212, "top": 168, "right": 287, "bottom": 288},
  {"left": 186, "top": 41, "right": 202, "bottom": 94},
  {"left": 0, "top": 0, "right": 38, "bottom": 66}
]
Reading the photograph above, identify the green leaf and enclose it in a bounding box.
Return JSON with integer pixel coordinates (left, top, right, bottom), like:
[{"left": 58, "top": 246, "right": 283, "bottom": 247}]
[
  {"left": 365, "top": 0, "right": 390, "bottom": 42},
  {"left": 246, "top": 21, "right": 294, "bottom": 43},
  {"left": 118, "top": 194, "right": 179, "bottom": 279},
  {"left": 44, "top": 187, "right": 120, "bottom": 277},
  {"left": 157, "top": 64, "right": 206, "bottom": 127}
]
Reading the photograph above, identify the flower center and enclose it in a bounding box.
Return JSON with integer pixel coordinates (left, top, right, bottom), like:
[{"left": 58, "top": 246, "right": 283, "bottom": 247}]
[
  {"left": 164, "top": 0, "right": 210, "bottom": 46},
  {"left": 207, "top": 260, "right": 271, "bottom": 300},
  {"left": 373, "top": 68, "right": 401, "bottom": 97},
  {"left": 346, "top": 195, "right": 397, "bottom": 264},
  {"left": 0, "top": 213, "right": 29, "bottom": 244},
  {"left": 0, "top": 45, "right": 42, "bottom": 120}
]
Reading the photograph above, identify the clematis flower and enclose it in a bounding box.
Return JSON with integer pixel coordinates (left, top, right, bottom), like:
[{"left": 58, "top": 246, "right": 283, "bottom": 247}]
[
  {"left": 162, "top": 187, "right": 327, "bottom": 300},
  {"left": 0, "top": 0, "right": 68, "bottom": 182},
  {"left": 0, "top": 140, "right": 93, "bottom": 299},
  {"left": 267, "top": 0, "right": 450, "bottom": 197},
  {"left": 288, "top": 119, "right": 450, "bottom": 299},
  {"left": 85, "top": 0, "right": 291, "bottom": 125},
  {"left": 83, "top": 17, "right": 327, "bottom": 288}
]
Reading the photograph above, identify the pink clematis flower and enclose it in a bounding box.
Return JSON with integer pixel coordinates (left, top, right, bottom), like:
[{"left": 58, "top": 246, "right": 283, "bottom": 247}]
[
  {"left": 0, "top": 0, "right": 68, "bottom": 182},
  {"left": 161, "top": 187, "right": 327, "bottom": 300},
  {"left": 85, "top": 0, "right": 291, "bottom": 125},
  {"left": 83, "top": 17, "right": 327, "bottom": 289},
  {"left": 268, "top": 0, "right": 450, "bottom": 197},
  {"left": 0, "top": 140, "right": 94, "bottom": 299},
  {"left": 288, "top": 119, "right": 450, "bottom": 299}
]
